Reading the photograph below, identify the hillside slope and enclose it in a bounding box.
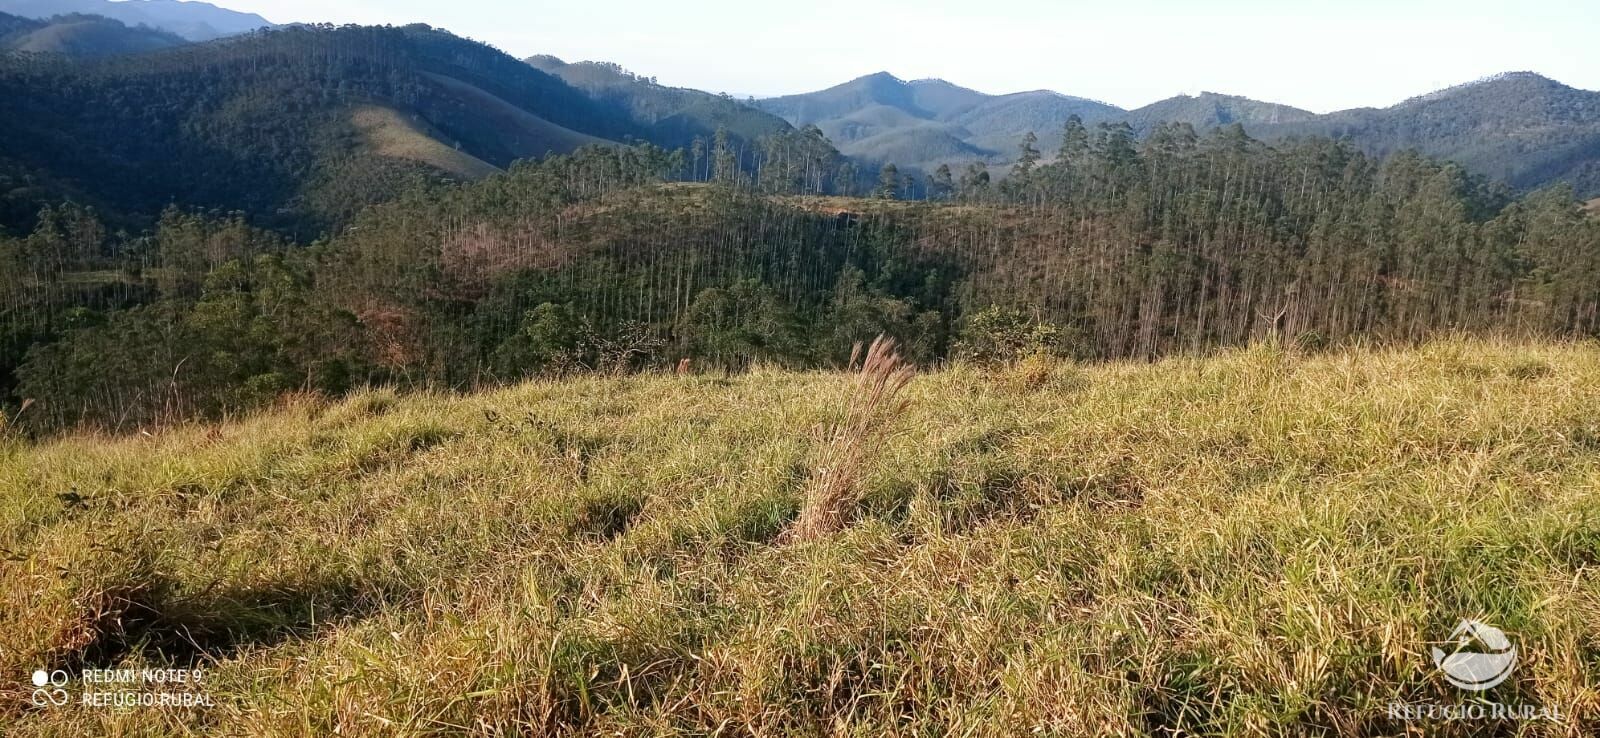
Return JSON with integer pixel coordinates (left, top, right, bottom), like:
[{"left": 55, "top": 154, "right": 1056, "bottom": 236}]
[
  {"left": 1127, "top": 91, "right": 1315, "bottom": 134},
  {"left": 1255, "top": 72, "right": 1600, "bottom": 196},
  {"left": 0, "top": 0, "right": 271, "bottom": 40},
  {"left": 952, "top": 90, "right": 1125, "bottom": 153},
  {"left": 3, "top": 339, "right": 1597, "bottom": 734},
  {"left": 527, "top": 56, "right": 793, "bottom": 151},
  {"left": 0, "top": 12, "right": 186, "bottom": 56},
  {"left": 0, "top": 23, "right": 643, "bottom": 234}
]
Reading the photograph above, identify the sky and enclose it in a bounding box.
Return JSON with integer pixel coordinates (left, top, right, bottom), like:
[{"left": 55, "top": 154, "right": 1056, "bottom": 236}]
[{"left": 196, "top": 0, "right": 1599, "bottom": 113}]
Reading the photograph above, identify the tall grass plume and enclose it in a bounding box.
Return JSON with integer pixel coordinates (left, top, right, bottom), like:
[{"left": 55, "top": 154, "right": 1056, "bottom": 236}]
[{"left": 788, "top": 335, "right": 915, "bottom": 542}]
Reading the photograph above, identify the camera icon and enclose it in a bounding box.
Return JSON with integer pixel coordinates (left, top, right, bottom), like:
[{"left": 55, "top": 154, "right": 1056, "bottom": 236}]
[{"left": 30, "top": 669, "right": 69, "bottom": 707}]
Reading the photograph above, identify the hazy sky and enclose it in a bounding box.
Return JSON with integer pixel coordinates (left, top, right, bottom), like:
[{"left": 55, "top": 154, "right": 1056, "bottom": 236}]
[{"left": 198, "top": 0, "right": 1598, "bottom": 112}]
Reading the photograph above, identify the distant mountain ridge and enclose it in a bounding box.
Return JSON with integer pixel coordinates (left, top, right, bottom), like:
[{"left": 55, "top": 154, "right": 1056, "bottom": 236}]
[
  {"left": 0, "top": 0, "right": 272, "bottom": 41},
  {"left": 0, "top": 11, "right": 186, "bottom": 56},
  {"left": 753, "top": 70, "right": 1600, "bottom": 196},
  {"left": 754, "top": 72, "right": 1122, "bottom": 172},
  {"left": 752, "top": 72, "right": 1315, "bottom": 173},
  {"left": 1, "top": 11, "right": 1595, "bottom": 233}
]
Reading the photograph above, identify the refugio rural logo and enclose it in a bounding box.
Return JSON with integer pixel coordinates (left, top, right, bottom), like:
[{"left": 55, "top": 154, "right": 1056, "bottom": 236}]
[
  {"left": 1431, "top": 619, "right": 1517, "bottom": 691},
  {"left": 1388, "top": 619, "right": 1562, "bottom": 723}
]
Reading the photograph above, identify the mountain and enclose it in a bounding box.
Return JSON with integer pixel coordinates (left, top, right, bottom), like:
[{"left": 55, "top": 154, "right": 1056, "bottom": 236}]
[
  {"left": 760, "top": 71, "right": 1600, "bottom": 196},
  {"left": 760, "top": 72, "right": 932, "bottom": 124},
  {"left": 525, "top": 55, "right": 791, "bottom": 151},
  {"left": 0, "top": 12, "right": 186, "bottom": 56},
  {"left": 755, "top": 72, "right": 1123, "bottom": 173},
  {"left": 0, "top": 23, "right": 655, "bottom": 235},
  {"left": 0, "top": 0, "right": 272, "bottom": 41},
  {"left": 1126, "top": 92, "right": 1315, "bottom": 134},
  {"left": 1254, "top": 72, "right": 1600, "bottom": 196}
]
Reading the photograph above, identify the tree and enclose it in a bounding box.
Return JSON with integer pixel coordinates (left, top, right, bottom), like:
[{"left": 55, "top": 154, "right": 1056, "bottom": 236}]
[
  {"left": 928, "top": 164, "right": 955, "bottom": 201},
  {"left": 818, "top": 267, "right": 942, "bottom": 363},
  {"left": 492, "top": 302, "right": 587, "bottom": 376},
  {"left": 953, "top": 306, "right": 1066, "bottom": 365},
  {"left": 21, "top": 203, "right": 104, "bottom": 276},
  {"left": 676, "top": 281, "right": 806, "bottom": 368},
  {"left": 876, "top": 163, "right": 901, "bottom": 200},
  {"left": 1012, "top": 131, "right": 1041, "bottom": 179},
  {"left": 959, "top": 162, "right": 991, "bottom": 199},
  {"left": 1059, "top": 115, "right": 1089, "bottom": 164},
  {"left": 712, "top": 126, "right": 738, "bottom": 184},
  {"left": 690, "top": 137, "right": 707, "bottom": 181}
]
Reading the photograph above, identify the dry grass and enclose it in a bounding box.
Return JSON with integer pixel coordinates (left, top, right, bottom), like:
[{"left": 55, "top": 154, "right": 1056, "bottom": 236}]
[
  {"left": 789, "top": 336, "right": 916, "bottom": 542},
  {"left": 1, "top": 338, "right": 1598, "bottom": 735},
  {"left": 350, "top": 105, "right": 502, "bottom": 181}
]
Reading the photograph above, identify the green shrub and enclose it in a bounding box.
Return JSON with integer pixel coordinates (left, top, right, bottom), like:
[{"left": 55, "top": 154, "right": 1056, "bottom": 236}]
[{"left": 953, "top": 306, "right": 1069, "bottom": 365}]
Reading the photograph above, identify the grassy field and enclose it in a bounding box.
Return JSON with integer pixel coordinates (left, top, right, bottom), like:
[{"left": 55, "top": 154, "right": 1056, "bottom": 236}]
[
  {"left": 352, "top": 106, "right": 503, "bottom": 182},
  {"left": 1, "top": 339, "right": 1597, "bottom": 735}
]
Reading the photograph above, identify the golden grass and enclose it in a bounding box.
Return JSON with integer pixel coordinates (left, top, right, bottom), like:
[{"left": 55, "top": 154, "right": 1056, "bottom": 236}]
[
  {"left": 351, "top": 105, "right": 502, "bottom": 181},
  {"left": 789, "top": 336, "right": 915, "bottom": 543},
  {"left": 1, "top": 338, "right": 1598, "bottom": 735}
]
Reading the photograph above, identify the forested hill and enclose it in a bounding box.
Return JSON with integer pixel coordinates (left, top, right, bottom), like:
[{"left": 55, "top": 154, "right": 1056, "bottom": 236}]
[
  {"left": 0, "top": 24, "right": 670, "bottom": 235},
  {"left": 0, "top": 22, "right": 827, "bottom": 237},
  {"left": 1125, "top": 92, "right": 1315, "bottom": 134},
  {"left": 526, "top": 56, "right": 792, "bottom": 153},
  {"left": 0, "top": 0, "right": 272, "bottom": 41},
  {"left": 0, "top": 12, "right": 186, "bottom": 57},
  {"left": 0, "top": 9, "right": 34, "bottom": 36},
  {"left": 1254, "top": 72, "right": 1600, "bottom": 197}
]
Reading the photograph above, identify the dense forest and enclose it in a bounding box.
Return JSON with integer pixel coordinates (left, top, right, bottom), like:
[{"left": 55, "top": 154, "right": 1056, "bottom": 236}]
[{"left": 4, "top": 116, "right": 1598, "bottom": 432}]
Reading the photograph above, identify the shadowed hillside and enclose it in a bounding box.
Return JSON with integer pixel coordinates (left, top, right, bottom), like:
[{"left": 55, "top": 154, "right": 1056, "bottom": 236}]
[
  {"left": 0, "top": 23, "right": 649, "bottom": 235},
  {"left": 0, "top": 12, "right": 185, "bottom": 56},
  {"left": 526, "top": 56, "right": 793, "bottom": 152}
]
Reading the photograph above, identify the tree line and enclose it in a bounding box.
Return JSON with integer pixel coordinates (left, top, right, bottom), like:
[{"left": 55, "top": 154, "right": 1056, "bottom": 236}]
[{"left": 4, "top": 124, "right": 1598, "bottom": 432}]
